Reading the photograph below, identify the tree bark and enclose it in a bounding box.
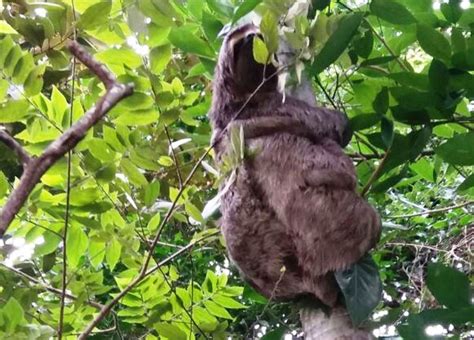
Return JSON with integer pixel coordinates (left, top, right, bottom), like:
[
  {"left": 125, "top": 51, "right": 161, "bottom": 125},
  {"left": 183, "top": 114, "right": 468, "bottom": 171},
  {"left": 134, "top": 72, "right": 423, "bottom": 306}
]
[{"left": 300, "top": 306, "right": 374, "bottom": 340}]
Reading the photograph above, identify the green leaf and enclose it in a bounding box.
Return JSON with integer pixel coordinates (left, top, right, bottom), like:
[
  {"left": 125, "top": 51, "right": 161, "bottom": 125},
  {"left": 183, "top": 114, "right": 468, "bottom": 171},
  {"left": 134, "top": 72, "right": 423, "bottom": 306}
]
[
  {"left": 260, "top": 11, "right": 279, "bottom": 55},
  {"left": 349, "top": 114, "right": 380, "bottom": 131},
  {"left": 106, "top": 238, "right": 122, "bottom": 271},
  {"left": 204, "top": 300, "right": 234, "bottom": 319},
  {"left": 154, "top": 322, "right": 187, "bottom": 340},
  {"left": 212, "top": 294, "right": 246, "bottom": 309},
  {"left": 24, "top": 64, "right": 46, "bottom": 96},
  {"left": 410, "top": 158, "right": 435, "bottom": 182},
  {"left": 359, "top": 55, "right": 398, "bottom": 67},
  {"left": 457, "top": 174, "right": 474, "bottom": 192},
  {"left": 168, "top": 26, "right": 215, "bottom": 59},
  {"left": 66, "top": 224, "right": 89, "bottom": 269},
  {"left": 4, "top": 297, "right": 24, "bottom": 332},
  {"left": 89, "top": 240, "right": 106, "bottom": 268},
  {"left": 427, "top": 263, "right": 470, "bottom": 310},
  {"left": 192, "top": 306, "right": 219, "bottom": 332},
  {"left": 436, "top": 132, "right": 474, "bottom": 166},
  {"left": 354, "top": 29, "right": 373, "bottom": 59},
  {"left": 389, "top": 72, "right": 429, "bottom": 90},
  {"left": 232, "top": 0, "right": 262, "bottom": 24},
  {"left": 334, "top": 253, "right": 382, "bottom": 326},
  {"left": 150, "top": 44, "right": 172, "bottom": 74},
  {"left": 312, "top": 12, "right": 364, "bottom": 74},
  {"left": 441, "top": 1, "right": 462, "bottom": 23},
  {"left": 429, "top": 59, "right": 449, "bottom": 95},
  {"left": 0, "top": 100, "right": 30, "bottom": 123},
  {"left": 261, "top": 328, "right": 286, "bottom": 340},
  {"left": 147, "top": 213, "right": 161, "bottom": 232},
  {"left": 0, "top": 35, "right": 15, "bottom": 66},
  {"left": 120, "top": 158, "right": 148, "bottom": 187},
  {"left": 252, "top": 36, "right": 269, "bottom": 64},
  {"left": 370, "top": 0, "right": 417, "bottom": 25},
  {"left": 78, "top": 1, "right": 112, "bottom": 29},
  {"left": 0, "top": 79, "right": 8, "bottom": 101},
  {"left": 381, "top": 116, "right": 394, "bottom": 148},
  {"left": 0, "top": 171, "right": 8, "bottom": 198},
  {"left": 88, "top": 139, "right": 117, "bottom": 163},
  {"left": 51, "top": 86, "right": 68, "bottom": 126},
  {"left": 416, "top": 24, "right": 451, "bottom": 61},
  {"left": 0, "top": 20, "right": 17, "bottom": 34},
  {"left": 373, "top": 87, "right": 389, "bottom": 114}
]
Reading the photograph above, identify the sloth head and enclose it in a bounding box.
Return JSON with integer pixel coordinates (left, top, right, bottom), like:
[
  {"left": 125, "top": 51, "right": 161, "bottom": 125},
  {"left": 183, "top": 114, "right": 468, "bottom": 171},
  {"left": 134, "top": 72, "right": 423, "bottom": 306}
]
[{"left": 210, "top": 23, "right": 278, "bottom": 129}]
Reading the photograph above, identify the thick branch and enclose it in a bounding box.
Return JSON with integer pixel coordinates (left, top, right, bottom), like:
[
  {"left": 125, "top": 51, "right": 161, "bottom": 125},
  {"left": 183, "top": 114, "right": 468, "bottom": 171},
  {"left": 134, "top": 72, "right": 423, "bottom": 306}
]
[
  {"left": 0, "top": 129, "right": 31, "bottom": 166},
  {"left": 0, "top": 43, "right": 133, "bottom": 237},
  {"left": 300, "top": 306, "right": 374, "bottom": 339}
]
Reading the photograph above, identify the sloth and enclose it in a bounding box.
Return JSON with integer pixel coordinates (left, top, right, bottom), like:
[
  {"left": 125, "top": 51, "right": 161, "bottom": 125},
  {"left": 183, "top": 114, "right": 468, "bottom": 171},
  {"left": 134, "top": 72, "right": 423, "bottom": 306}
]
[{"left": 209, "top": 23, "right": 381, "bottom": 307}]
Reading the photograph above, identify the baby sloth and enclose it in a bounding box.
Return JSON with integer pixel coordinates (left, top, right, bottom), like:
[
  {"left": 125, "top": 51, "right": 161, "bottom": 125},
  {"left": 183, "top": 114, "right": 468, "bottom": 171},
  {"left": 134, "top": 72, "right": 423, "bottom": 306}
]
[{"left": 209, "top": 24, "right": 381, "bottom": 307}]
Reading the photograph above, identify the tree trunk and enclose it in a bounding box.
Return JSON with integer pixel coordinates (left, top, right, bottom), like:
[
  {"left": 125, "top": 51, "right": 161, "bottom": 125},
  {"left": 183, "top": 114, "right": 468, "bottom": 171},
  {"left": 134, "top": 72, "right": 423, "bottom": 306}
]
[{"left": 300, "top": 306, "right": 374, "bottom": 340}]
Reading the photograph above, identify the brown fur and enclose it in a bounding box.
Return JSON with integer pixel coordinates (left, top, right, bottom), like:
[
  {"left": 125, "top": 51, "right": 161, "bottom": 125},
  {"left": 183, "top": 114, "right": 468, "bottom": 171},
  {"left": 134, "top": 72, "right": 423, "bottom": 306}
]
[{"left": 209, "top": 24, "right": 381, "bottom": 306}]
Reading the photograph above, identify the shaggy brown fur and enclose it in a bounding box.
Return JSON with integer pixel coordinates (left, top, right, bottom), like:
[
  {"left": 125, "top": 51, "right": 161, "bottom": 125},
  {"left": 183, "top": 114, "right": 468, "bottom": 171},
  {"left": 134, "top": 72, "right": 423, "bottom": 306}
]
[{"left": 209, "top": 24, "right": 381, "bottom": 307}]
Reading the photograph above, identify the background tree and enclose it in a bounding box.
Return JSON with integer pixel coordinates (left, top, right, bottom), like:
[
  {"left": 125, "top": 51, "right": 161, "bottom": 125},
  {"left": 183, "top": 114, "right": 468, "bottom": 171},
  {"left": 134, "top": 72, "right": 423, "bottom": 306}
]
[{"left": 0, "top": 0, "right": 472, "bottom": 339}]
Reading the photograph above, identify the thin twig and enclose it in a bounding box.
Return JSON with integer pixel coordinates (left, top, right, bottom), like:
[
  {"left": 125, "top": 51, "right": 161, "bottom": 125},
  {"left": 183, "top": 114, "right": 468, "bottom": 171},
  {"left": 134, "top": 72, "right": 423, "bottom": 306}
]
[
  {"left": 58, "top": 6, "right": 77, "bottom": 337},
  {"left": 361, "top": 149, "right": 390, "bottom": 197},
  {"left": 164, "top": 125, "right": 183, "bottom": 189},
  {"left": 388, "top": 201, "right": 473, "bottom": 219},
  {"left": 0, "top": 42, "right": 134, "bottom": 236},
  {"left": 0, "top": 129, "right": 31, "bottom": 166},
  {"left": 0, "top": 263, "right": 104, "bottom": 309}
]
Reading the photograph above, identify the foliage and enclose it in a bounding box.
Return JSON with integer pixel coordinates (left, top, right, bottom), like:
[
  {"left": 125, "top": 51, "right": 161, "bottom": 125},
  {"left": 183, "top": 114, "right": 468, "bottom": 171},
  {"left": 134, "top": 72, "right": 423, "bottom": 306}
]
[{"left": 0, "top": 0, "right": 472, "bottom": 338}]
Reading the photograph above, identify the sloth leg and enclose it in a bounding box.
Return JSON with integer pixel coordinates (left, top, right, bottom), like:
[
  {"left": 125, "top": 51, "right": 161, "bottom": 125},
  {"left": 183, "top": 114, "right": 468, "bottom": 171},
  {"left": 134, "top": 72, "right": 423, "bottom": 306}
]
[
  {"left": 220, "top": 174, "right": 306, "bottom": 299},
  {"left": 287, "top": 188, "right": 381, "bottom": 278}
]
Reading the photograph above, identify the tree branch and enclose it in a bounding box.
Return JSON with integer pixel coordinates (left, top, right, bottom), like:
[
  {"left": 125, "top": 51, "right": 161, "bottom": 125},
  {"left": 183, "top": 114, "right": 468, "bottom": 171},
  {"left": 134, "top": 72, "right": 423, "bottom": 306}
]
[
  {"left": 361, "top": 149, "right": 390, "bottom": 197},
  {"left": 0, "top": 129, "right": 31, "bottom": 166},
  {"left": 0, "top": 41, "right": 134, "bottom": 237}
]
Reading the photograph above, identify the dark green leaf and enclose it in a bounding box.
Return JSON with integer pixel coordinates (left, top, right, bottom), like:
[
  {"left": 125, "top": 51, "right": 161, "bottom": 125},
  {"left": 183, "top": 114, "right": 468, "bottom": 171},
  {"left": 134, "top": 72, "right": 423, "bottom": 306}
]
[
  {"left": 370, "top": 0, "right": 417, "bottom": 25},
  {"left": 261, "top": 327, "right": 286, "bottom": 340},
  {"left": 457, "top": 174, "right": 474, "bottom": 192},
  {"left": 427, "top": 263, "right": 470, "bottom": 310},
  {"left": 441, "top": 0, "right": 462, "bottom": 23},
  {"left": 416, "top": 24, "right": 451, "bottom": 61},
  {"left": 354, "top": 30, "right": 373, "bottom": 59},
  {"left": 381, "top": 116, "right": 394, "bottom": 148},
  {"left": 389, "top": 72, "right": 429, "bottom": 90},
  {"left": 360, "top": 55, "right": 398, "bottom": 67},
  {"left": 312, "top": 0, "right": 330, "bottom": 11},
  {"left": 311, "top": 12, "right": 364, "bottom": 74},
  {"left": 373, "top": 87, "right": 389, "bottom": 114},
  {"left": 436, "top": 132, "right": 474, "bottom": 165},
  {"left": 349, "top": 113, "right": 380, "bottom": 131},
  {"left": 429, "top": 59, "right": 449, "bottom": 95},
  {"left": 335, "top": 253, "right": 382, "bottom": 326},
  {"left": 391, "top": 106, "right": 431, "bottom": 125}
]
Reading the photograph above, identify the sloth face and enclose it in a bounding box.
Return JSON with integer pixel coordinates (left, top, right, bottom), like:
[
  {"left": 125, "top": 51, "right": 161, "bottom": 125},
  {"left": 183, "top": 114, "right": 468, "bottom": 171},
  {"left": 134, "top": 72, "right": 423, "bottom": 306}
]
[{"left": 216, "top": 23, "right": 277, "bottom": 97}]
